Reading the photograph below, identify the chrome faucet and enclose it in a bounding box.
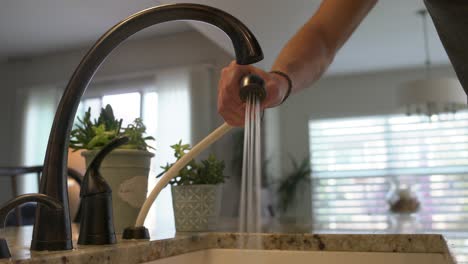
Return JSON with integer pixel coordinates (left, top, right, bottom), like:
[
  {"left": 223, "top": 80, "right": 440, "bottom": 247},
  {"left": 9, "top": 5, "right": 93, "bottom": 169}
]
[{"left": 32, "top": 3, "right": 263, "bottom": 251}]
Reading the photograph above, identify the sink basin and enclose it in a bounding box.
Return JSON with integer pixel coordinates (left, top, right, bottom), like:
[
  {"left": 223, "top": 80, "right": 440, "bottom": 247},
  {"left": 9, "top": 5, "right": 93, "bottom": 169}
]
[
  {"left": 2, "top": 227, "right": 453, "bottom": 264},
  {"left": 146, "top": 248, "right": 448, "bottom": 264}
]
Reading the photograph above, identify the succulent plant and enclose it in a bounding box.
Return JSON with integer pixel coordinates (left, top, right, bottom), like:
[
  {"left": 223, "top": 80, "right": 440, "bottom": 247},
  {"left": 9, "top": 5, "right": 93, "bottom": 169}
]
[
  {"left": 157, "top": 140, "right": 226, "bottom": 186},
  {"left": 70, "top": 104, "right": 154, "bottom": 151}
]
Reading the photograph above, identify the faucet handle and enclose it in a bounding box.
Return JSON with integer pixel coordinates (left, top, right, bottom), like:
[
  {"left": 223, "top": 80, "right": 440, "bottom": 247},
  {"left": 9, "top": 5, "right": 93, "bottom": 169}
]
[
  {"left": 0, "top": 194, "right": 63, "bottom": 259},
  {"left": 80, "top": 136, "right": 129, "bottom": 196},
  {"left": 78, "top": 136, "right": 129, "bottom": 245}
]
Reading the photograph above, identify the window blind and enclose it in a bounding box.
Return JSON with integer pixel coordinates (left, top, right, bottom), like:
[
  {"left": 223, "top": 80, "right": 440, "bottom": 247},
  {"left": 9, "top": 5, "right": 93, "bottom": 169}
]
[{"left": 309, "top": 111, "right": 468, "bottom": 263}]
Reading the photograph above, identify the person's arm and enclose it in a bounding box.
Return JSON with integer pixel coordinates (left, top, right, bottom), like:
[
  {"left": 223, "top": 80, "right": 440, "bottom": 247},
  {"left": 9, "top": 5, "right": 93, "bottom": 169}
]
[
  {"left": 218, "top": 0, "right": 377, "bottom": 126},
  {"left": 272, "top": 0, "right": 377, "bottom": 93}
]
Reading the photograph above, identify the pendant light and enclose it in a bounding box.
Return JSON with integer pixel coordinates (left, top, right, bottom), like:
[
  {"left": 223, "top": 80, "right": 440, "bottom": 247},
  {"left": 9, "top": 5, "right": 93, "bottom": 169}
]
[{"left": 396, "top": 9, "right": 466, "bottom": 119}]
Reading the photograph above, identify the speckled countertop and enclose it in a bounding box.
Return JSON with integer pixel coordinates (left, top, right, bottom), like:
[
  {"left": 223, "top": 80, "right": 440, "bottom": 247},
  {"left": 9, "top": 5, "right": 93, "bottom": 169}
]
[{"left": 0, "top": 224, "right": 455, "bottom": 264}]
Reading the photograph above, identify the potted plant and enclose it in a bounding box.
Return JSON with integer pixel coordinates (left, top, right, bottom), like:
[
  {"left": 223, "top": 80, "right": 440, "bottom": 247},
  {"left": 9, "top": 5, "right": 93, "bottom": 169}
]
[
  {"left": 276, "top": 157, "right": 311, "bottom": 233},
  {"left": 158, "top": 140, "right": 226, "bottom": 232},
  {"left": 70, "top": 104, "right": 155, "bottom": 233}
]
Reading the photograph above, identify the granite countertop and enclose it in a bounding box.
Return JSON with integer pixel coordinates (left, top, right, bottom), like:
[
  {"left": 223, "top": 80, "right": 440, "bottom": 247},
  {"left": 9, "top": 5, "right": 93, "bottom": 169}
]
[{"left": 0, "top": 224, "right": 455, "bottom": 264}]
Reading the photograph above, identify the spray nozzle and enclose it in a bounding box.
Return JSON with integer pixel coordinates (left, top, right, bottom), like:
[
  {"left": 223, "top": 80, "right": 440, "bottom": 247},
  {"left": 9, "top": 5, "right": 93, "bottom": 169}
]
[{"left": 239, "top": 74, "right": 266, "bottom": 102}]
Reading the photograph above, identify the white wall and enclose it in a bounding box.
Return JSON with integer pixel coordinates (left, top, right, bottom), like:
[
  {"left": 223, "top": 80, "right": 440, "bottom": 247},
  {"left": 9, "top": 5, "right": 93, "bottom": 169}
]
[
  {"left": 4, "top": 31, "right": 231, "bottom": 90},
  {"left": 270, "top": 64, "right": 459, "bottom": 223}
]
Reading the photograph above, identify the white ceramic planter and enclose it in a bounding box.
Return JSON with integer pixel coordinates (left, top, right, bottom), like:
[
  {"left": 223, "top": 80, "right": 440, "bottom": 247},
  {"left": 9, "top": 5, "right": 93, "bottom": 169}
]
[
  {"left": 82, "top": 149, "right": 154, "bottom": 233},
  {"left": 171, "top": 184, "right": 222, "bottom": 232}
]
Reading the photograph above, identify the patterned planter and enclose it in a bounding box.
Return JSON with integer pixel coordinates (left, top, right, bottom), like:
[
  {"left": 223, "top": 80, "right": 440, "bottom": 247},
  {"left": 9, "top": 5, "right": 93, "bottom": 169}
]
[
  {"left": 82, "top": 149, "right": 154, "bottom": 233},
  {"left": 171, "top": 184, "right": 222, "bottom": 232}
]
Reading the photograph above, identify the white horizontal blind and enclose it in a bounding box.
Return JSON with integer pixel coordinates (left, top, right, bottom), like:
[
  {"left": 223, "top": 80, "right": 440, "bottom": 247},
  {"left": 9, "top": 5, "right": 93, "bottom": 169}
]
[{"left": 309, "top": 111, "right": 468, "bottom": 263}]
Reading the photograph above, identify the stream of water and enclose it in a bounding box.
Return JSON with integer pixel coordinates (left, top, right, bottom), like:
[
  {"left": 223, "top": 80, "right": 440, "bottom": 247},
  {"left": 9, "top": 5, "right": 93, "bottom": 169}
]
[{"left": 238, "top": 93, "right": 262, "bottom": 235}]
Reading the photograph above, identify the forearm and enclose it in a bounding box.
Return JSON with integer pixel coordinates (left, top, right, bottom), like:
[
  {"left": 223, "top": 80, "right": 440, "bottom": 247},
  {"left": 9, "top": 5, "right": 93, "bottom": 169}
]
[
  {"left": 272, "top": 23, "right": 333, "bottom": 94},
  {"left": 272, "top": 0, "right": 377, "bottom": 93}
]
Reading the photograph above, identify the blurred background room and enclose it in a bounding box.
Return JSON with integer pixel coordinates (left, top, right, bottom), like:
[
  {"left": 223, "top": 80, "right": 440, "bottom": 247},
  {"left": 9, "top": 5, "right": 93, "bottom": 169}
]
[{"left": 1, "top": 0, "right": 467, "bottom": 260}]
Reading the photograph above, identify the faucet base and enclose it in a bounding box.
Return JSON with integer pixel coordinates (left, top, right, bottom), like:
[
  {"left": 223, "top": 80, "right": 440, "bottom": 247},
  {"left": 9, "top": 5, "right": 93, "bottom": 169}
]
[
  {"left": 78, "top": 192, "right": 117, "bottom": 245},
  {"left": 30, "top": 239, "right": 73, "bottom": 251},
  {"left": 122, "top": 226, "right": 150, "bottom": 240},
  {"left": 31, "top": 206, "right": 73, "bottom": 251},
  {"left": 78, "top": 234, "right": 117, "bottom": 246},
  {"left": 0, "top": 238, "right": 11, "bottom": 259}
]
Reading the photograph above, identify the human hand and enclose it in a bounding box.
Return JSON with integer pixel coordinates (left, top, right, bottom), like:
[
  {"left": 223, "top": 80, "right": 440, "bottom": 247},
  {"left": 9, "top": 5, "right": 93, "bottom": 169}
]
[{"left": 218, "top": 61, "right": 290, "bottom": 127}]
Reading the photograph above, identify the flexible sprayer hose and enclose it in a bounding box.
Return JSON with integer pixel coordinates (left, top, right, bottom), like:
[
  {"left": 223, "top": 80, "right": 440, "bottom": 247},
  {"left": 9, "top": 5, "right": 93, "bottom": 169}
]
[
  {"left": 135, "top": 122, "right": 232, "bottom": 227},
  {"left": 135, "top": 74, "right": 265, "bottom": 228}
]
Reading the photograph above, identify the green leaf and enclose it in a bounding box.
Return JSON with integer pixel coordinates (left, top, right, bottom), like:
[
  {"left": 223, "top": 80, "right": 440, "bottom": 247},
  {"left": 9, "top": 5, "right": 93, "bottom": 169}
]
[
  {"left": 158, "top": 141, "right": 226, "bottom": 186},
  {"left": 69, "top": 104, "right": 155, "bottom": 151},
  {"left": 277, "top": 157, "right": 311, "bottom": 212}
]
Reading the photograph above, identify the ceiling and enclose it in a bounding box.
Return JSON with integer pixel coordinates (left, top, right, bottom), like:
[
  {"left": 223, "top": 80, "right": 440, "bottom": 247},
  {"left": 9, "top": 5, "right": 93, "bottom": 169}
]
[
  {"left": 0, "top": 0, "right": 451, "bottom": 75},
  {"left": 0, "top": 0, "right": 192, "bottom": 60}
]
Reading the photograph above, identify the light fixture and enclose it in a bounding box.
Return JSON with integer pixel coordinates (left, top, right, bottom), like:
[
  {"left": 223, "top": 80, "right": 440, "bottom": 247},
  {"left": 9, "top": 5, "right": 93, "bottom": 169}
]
[
  {"left": 398, "top": 78, "right": 466, "bottom": 117},
  {"left": 396, "top": 9, "right": 466, "bottom": 118}
]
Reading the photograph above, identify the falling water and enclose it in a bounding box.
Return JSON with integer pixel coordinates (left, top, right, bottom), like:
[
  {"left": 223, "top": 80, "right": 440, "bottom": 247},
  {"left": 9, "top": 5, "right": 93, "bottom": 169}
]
[{"left": 239, "top": 93, "right": 262, "bottom": 235}]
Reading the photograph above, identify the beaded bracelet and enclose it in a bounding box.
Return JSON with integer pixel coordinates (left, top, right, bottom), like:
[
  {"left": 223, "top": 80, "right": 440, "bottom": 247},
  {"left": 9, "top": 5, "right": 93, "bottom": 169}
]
[{"left": 270, "top": 70, "right": 292, "bottom": 105}]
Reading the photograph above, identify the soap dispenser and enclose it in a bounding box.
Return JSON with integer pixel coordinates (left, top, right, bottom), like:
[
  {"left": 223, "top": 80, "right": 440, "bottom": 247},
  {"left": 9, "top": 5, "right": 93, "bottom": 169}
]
[{"left": 78, "top": 136, "right": 129, "bottom": 245}]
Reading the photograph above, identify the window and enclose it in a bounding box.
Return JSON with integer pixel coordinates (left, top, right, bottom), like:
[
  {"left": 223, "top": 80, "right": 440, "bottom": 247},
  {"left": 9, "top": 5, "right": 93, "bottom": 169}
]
[
  {"left": 75, "top": 70, "right": 193, "bottom": 234},
  {"left": 79, "top": 92, "right": 141, "bottom": 124},
  {"left": 102, "top": 93, "right": 141, "bottom": 127},
  {"left": 79, "top": 97, "right": 101, "bottom": 121},
  {"left": 77, "top": 90, "right": 158, "bottom": 151},
  {"left": 21, "top": 87, "right": 61, "bottom": 194},
  {"left": 309, "top": 111, "right": 468, "bottom": 263}
]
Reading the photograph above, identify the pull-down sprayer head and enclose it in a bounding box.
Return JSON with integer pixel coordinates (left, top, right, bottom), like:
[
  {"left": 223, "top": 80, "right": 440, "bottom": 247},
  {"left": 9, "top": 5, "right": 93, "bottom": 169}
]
[{"left": 239, "top": 74, "right": 266, "bottom": 102}]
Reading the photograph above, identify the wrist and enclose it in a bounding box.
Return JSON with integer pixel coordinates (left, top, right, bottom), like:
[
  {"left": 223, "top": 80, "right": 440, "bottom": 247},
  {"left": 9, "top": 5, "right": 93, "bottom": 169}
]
[{"left": 270, "top": 70, "right": 292, "bottom": 105}]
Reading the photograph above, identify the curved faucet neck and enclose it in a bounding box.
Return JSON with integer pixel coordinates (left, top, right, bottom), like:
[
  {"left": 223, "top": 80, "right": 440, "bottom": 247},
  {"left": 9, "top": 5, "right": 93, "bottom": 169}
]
[
  {"left": 33, "top": 3, "right": 263, "bottom": 251},
  {"left": 0, "top": 194, "right": 62, "bottom": 229}
]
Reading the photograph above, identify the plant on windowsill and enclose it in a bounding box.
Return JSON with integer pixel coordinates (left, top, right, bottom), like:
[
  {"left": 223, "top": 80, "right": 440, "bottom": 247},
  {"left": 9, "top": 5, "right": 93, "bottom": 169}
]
[
  {"left": 157, "top": 140, "right": 226, "bottom": 232},
  {"left": 70, "top": 104, "right": 155, "bottom": 233}
]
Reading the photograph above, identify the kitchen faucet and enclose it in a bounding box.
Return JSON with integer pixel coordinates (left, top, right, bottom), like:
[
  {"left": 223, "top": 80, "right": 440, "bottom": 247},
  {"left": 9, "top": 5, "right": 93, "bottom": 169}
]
[{"left": 31, "top": 3, "right": 263, "bottom": 251}]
